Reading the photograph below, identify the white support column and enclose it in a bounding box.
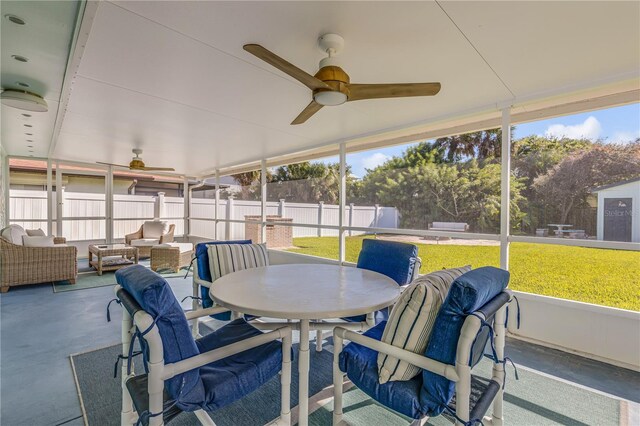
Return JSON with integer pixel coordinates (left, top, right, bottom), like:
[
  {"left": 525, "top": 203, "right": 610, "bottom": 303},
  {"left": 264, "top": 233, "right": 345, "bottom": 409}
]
[
  {"left": 261, "top": 160, "right": 267, "bottom": 244},
  {"left": 226, "top": 196, "right": 234, "bottom": 240},
  {"left": 183, "top": 176, "right": 190, "bottom": 239},
  {"left": 156, "top": 192, "right": 165, "bottom": 219},
  {"left": 46, "top": 159, "right": 53, "bottom": 236},
  {"left": 214, "top": 170, "right": 220, "bottom": 240},
  {"left": 374, "top": 204, "right": 380, "bottom": 228},
  {"left": 3, "top": 154, "right": 9, "bottom": 229},
  {"left": 317, "top": 201, "right": 324, "bottom": 237},
  {"left": 500, "top": 107, "right": 512, "bottom": 270},
  {"left": 348, "top": 203, "right": 354, "bottom": 236},
  {"left": 106, "top": 166, "right": 114, "bottom": 243},
  {"left": 55, "top": 161, "right": 62, "bottom": 237},
  {"left": 338, "top": 143, "right": 346, "bottom": 264}
]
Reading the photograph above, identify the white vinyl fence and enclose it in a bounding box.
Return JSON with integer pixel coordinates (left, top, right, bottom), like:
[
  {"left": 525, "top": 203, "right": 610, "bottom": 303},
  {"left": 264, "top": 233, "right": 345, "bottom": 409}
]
[
  {"left": 9, "top": 190, "right": 398, "bottom": 241},
  {"left": 189, "top": 197, "right": 399, "bottom": 240}
]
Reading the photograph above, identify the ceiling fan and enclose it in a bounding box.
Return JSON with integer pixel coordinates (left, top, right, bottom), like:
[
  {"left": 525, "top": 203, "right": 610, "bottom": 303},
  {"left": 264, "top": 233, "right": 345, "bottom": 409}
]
[
  {"left": 97, "top": 149, "right": 175, "bottom": 172},
  {"left": 244, "top": 33, "right": 441, "bottom": 125}
]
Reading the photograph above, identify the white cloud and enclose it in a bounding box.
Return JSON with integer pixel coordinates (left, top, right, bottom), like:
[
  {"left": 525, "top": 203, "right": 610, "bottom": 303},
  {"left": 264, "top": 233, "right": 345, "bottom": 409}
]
[
  {"left": 544, "top": 116, "right": 602, "bottom": 141},
  {"left": 608, "top": 131, "right": 640, "bottom": 144},
  {"left": 361, "top": 152, "right": 390, "bottom": 170}
]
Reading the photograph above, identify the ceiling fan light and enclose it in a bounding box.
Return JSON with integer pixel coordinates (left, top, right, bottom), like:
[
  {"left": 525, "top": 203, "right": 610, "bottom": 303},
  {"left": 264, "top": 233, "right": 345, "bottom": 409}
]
[
  {"left": 313, "top": 90, "right": 347, "bottom": 106},
  {"left": 1, "top": 89, "right": 48, "bottom": 112}
]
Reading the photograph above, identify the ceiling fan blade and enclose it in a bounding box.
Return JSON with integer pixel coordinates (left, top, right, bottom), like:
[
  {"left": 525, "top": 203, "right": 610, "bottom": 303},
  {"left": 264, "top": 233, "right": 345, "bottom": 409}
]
[
  {"left": 96, "top": 161, "right": 130, "bottom": 169},
  {"left": 141, "top": 167, "right": 176, "bottom": 172},
  {"left": 244, "top": 44, "right": 330, "bottom": 91},
  {"left": 347, "top": 82, "right": 441, "bottom": 101},
  {"left": 291, "top": 101, "right": 324, "bottom": 125}
]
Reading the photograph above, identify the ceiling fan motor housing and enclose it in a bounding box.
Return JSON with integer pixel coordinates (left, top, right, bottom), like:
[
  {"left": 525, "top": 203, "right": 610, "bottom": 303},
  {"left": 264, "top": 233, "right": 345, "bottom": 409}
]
[{"left": 314, "top": 65, "right": 351, "bottom": 102}]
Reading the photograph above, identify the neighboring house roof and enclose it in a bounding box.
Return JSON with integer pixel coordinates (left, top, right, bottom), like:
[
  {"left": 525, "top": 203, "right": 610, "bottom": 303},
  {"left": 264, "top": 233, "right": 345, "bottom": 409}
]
[{"left": 591, "top": 177, "right": 640, "bottom": 192}]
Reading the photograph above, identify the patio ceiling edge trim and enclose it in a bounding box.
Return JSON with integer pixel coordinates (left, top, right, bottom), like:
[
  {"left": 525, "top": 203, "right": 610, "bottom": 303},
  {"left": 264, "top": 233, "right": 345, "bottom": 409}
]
[{"left": 207, "top": 78, "right": 640, "bottom": 178}]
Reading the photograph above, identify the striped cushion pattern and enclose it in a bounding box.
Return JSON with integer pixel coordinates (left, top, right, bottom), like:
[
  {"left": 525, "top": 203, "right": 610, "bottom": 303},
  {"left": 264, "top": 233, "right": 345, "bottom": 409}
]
[
  {"left": 377, "top": 266, "right": 471, "bottom": 384},
  {"left": 207, "top": 243, "right": 269, "bottom": 280}
]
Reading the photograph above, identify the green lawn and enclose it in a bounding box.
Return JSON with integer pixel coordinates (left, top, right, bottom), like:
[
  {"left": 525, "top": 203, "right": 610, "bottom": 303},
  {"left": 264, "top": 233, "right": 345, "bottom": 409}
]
[{"left": 286, "top": 235, "right": 640, "bottom": 311}]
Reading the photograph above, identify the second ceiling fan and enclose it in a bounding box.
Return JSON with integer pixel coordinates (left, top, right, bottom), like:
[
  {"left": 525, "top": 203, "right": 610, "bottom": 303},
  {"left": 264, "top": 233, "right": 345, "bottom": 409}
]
[{"left": 244, "top": 34, "right": 441, "bottom": 125}]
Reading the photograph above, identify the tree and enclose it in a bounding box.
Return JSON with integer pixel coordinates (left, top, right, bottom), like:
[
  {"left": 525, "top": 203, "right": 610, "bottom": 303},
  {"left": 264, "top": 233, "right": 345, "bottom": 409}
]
[
  {"left": 267, "top": 162, "right": 343, "bottom": 204},
  {"left": 353, "top": 146, "right": 525, "bottom": 233},
  {"left": 533, "top": 142, "right": 640, "bottom": 224},
  {"left": 433, "top": 128, "right": 505, "bottom": 162}
]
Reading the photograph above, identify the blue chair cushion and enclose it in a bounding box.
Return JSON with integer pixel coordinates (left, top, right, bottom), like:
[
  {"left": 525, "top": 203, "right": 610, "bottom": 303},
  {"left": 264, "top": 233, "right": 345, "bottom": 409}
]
[
  {"left": 419, "top": 266, "right": 510, "bottom": 416},
  {"left": 356, "top": 239, "right": 418, "bottom": 286},
  {"left": 195, "top": 240, "right": 251, "bottom": 321},
  {"left": 343, "top": 239, "right": 418, "bottom": 323},
  {"left": 195, "top": 318, "right": 283, "bottom": 411},
  {"left": 339, "top": 321, "right": 425, "bottom": 419},
  {"left": 115, "top": 265, "right": 203, "bottom": 409}
]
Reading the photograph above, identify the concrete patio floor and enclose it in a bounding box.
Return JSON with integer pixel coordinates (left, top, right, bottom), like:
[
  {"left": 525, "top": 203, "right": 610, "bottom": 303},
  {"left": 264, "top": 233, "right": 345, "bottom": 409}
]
[{"left": 1, "top": 273, "right": 638, "bottom": 426}]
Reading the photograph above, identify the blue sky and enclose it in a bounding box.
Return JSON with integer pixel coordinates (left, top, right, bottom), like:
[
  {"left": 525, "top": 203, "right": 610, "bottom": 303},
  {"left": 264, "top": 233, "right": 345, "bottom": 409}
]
[{"left": 330, "top": 103, "right": 640, "bottom": 178}]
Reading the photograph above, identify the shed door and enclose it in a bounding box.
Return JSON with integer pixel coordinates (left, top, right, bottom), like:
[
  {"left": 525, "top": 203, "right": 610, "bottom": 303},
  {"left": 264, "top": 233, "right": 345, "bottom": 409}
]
[{"left": 603, "top": 198, "right": 632, "bottom": 242}]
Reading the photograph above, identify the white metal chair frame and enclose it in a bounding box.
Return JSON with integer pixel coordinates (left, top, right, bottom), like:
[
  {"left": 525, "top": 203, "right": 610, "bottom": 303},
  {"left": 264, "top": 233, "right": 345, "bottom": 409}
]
[
  {"left": 115, "top": 285, "right": 293, "bottom": 426},
  {"left": 332, "top": 289, "right": 510, "bottom": 426}
]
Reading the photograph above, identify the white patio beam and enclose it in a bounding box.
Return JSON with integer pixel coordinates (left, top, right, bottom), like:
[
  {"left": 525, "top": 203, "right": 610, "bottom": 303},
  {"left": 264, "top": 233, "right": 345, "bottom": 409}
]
[
  {"left": 500, "top": 107, "right": 512, "bottom": 270},
  {"left": 338, "top": 142, "right": 347, "bottom": 264}
]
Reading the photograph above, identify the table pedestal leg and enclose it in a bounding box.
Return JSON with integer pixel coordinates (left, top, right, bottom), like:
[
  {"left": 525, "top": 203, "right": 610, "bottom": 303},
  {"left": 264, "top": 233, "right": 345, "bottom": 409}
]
[{"left": 298, "top": 319, "right": 310, "bottom": 426}]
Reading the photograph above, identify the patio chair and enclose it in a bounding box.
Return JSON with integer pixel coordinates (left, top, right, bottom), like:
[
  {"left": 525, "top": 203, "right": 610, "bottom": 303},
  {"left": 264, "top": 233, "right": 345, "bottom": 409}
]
[
  {"left": 189, "top": 240, "right": 253, "bottom": 335},
  {"left": 314, "top": 239, "right": 421, "bottom": 352},
  {"left": 0, "top": 225, "right": 77, "bottom": 292},
  {"left": 333, "top": 266, "right": 512, "bottom": 426},
  {"left": 125, "top": 221, "right": 175, "bottom": 258},
  {"left": 113, "top": 265, "right": 292, "bottom": 426}
]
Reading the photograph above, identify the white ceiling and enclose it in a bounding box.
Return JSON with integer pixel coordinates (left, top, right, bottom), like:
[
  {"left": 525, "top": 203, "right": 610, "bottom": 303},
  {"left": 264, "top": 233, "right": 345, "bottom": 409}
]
[
  {"left": 2, "top": 1, "right": 639, "bottom": 176},
  {"left": 0, "top": 0, "right": 79, "bottom": 159}
]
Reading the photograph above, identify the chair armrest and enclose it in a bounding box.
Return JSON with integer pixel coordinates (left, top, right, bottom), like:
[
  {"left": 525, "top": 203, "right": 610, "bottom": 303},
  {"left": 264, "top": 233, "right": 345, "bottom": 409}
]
[
  {"left": 194, "top": 275, "right": 213, "bottom": 289},
  {"left": 161, "top": 326, "right": 292, "bottom": 380},
  {"left": 54, "top": 236, "right": 66, "bottom": 244},
  {"left": 160, "top": 225, "right": 175, "bottom": 243},
  {"left": 184, "top": 306, "right": 230, "bottom": 320},
  {"left": 333, "top": 327, "right": 459, "bottom": 381},
  {"left": 125, "top": 226, "right": 143, "bottom": 245}
]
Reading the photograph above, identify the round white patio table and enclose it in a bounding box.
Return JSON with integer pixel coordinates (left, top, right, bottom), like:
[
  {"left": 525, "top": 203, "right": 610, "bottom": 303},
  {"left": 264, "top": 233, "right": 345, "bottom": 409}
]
[{"left": 210, "top": 263, "right": 399, "bottom": 426}]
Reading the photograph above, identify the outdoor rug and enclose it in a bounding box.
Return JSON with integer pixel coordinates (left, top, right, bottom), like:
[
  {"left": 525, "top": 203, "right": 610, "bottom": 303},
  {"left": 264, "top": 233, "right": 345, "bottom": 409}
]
[
  {"left": 54, "top": 259, "right": 191, "bottom": 293},
  {"left": 70, "top": 342, "right": 632, "bottom": 426},
  {"left": 308, "top": 359, "right": 631, "bottom": 426},
  {"left": 71, "top": 341, "right": 334, "bottom": 425}
]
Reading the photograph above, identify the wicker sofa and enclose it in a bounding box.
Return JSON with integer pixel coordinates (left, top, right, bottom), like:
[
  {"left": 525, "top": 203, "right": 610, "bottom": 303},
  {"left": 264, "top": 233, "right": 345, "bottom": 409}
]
[
  {"left": 0, "top": 236, "right": 78, "bottom": 292},
  {"left": 125, "top": 221, "right": 175, "bottom": 258}
]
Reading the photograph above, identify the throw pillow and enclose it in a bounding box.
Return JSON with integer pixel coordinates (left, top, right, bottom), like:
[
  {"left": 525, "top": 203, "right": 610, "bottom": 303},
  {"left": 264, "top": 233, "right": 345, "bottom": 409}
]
[
  {"left": 1, "top": 224, "right": 26, "bottom": 245},
  {"left": 207, "top": 243, "right": 269, "bottom": 281},
  {"left": 26, "top": 228, "right": 46, "bottom": 237},
  {"left": 22, "top": 235, "right": 55, "bottom": 247},
  {"left": 377, "top": 265, "right": 471, "bottom": 384}
]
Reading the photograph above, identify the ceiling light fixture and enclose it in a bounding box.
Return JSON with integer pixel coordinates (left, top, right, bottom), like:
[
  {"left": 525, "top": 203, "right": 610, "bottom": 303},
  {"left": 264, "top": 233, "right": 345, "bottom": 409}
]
[
  {"left": 22, "top": 113, "right": 32, "bottom": 117},
  {"left": 16, "top": 81, "right": 30, "bottom": 88},
  {"left": 11, "top": 55, "right": 28, "bottom": 62},
  {"left": 313, "top": 90, "right": 348, "bottom": 106},
  {"left": 27, "top": 139, "right": 33, "bottom": 142},
  {"left": 24, "top": 124, "right": 33, "bottom": 127},
  {"left": 25, "top": 133, "right": 33, "bottom": 135},
  {"left": 4, "top": 14, "right": 26, "bottom": 25},
  {"left": 1, "top": 89, "right": 48, "bottom": 112}
]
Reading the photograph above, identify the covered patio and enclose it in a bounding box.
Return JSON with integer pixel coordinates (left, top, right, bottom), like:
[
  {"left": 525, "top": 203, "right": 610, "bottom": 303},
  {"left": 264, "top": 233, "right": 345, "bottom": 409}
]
[{"left": 1, "top": 1, "right": 639, "bottom": 426}]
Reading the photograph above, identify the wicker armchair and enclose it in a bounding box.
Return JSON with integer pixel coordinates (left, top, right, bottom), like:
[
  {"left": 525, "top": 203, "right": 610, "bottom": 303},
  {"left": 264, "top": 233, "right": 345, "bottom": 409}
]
[
  {"left": 0, "top": 236, "right": 77, "bottom": 292},
  {"left": 125, "top": 223, "right": 175, "bottom": 257}
]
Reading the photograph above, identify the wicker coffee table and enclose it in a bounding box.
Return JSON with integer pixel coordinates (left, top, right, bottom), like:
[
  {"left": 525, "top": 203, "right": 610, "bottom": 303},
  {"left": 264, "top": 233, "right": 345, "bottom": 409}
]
[{"left": 88, "top": 244, "right": 139, "bottom": 275}]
